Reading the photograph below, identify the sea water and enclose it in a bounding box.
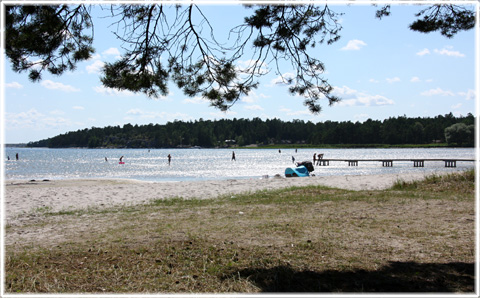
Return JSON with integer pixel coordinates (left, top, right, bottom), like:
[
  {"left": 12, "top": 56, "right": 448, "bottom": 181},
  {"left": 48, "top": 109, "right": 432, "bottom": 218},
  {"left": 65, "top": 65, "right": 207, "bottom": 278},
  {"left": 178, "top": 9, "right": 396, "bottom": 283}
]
[{"left": 4, "top": 147, "right": 476, "bottom": 182}]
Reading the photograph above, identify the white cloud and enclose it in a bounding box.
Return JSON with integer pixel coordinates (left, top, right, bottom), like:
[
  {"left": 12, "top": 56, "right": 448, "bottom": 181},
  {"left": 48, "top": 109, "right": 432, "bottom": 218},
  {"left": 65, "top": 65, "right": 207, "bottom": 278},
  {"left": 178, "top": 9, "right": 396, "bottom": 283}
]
[
  {"left": 236, "top": 59, "right": 269, "bottom": 75},
  {"left": 285, "top": 110, "right": 312, "bottom": 116},
  {"left": 5, "top": 108, "right": 73, "bottom": 129},
  {"left": 93, "top": 86, "right": 136, "bottom": 97},
  {"left": 6, "top": 82, "right": 23, "bottom": 89},
  {"left": 73, "top": 106, "right": 85, "bottom": 110},
  {"left": 41, "top": 80, "right": 80, "bottom": 92},
  {"left": 341, "top": 39, "right": 367, "bottom": 51},
  {"left": 8, "top": 109, "right": 44, "bottom": 125},
  {"left": 102, "top": 47, "right": 121, "bottom": 57},
  {"left": 49, "top": 110, "right": 65, "bottom": 116},
  {"left": 451, "top": 103, "right": 462, "bottom": 109},
  {"left": 369, "top": 79, "right": 379, "bottom": 83},
  {"left": 354, "top": 114, "right": 369, "bottom": 121},
  {"left": 86, "top": 60, "right": 105, "bottom": 74},
  {"left": 458, "top": 89, "right": 475, "bottom": 101},
  {"left": 86, "top": 48, "right": 122, "bottom": 76},
  {"left": 89, "top": 53, "right": 101, "bottom": 61},
  {"left": 332, "top": 85, "right": 358, "bottom": 97},
  {"left": 333, "top": 85, "right": 394, "bottom": 107},
  {"left": 125, "top": 109, "right": 190, "bottom": 121},
  {"left": 241, "top": 96, "right": 256, "bottom": 104},
  {"left": 420, "top": 88, "right": 455, "bottom": 97},
  {"left": 386, "top": 77, "right": 401, "bottom": 83},
  {"left": 95, "top": 86, "right": 171, "bottom": 100},
  {"left": 244, "top": 105, "right": 264, "bottom": 111},
  {"left": 278, "top": 107, "right": 311, "bottom": 116},
  {"left": 85, "top": 48, "right": 121, "bottom": 75},
  {"left": 416, "top": 46, "right": 464, "bottom": 57},
  {"left": 182, "top": 88, "right": 269, "bottom": 108},
  {"left": 183, "top": 96, "right": 209, "bottom": 105},
  {"left": 434, "top": 46, "right": 465, "bottom": 57},
  {"left": 269, "top": 73, "right": 295, "bottom": 86},
  {"left": 410, "top": 77, "right": 421, "bottom": 83},
  {"left": 41, "top": 117, "right": 72, "bottom": 128},
  {"left": 416, "top": 48, "right": 430, "bottom": 56},
  {"left": 344, "top": 94, "right": 393, "bottom": 107},
  {"left": 240, "top": 90, "right": 270, "bottom": 104},
  {"left": 126, "top": 109, "right": 143, "bottom": 115}
]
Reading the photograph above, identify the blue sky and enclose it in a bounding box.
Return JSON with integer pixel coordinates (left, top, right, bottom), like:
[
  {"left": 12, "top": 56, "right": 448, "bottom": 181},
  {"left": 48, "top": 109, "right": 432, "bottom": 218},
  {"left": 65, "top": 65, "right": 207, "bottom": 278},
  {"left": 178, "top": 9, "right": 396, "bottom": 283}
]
[{"left": 3, "top": 3, "right": 477, "bottom": 143}]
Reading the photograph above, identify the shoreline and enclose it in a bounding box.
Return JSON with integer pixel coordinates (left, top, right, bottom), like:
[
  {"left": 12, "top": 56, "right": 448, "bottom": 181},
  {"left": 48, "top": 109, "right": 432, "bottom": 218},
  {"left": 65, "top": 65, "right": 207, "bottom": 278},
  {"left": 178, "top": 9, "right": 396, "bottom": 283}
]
[{"left": 4, "top": 170, "right": 459, "bottom": 225}]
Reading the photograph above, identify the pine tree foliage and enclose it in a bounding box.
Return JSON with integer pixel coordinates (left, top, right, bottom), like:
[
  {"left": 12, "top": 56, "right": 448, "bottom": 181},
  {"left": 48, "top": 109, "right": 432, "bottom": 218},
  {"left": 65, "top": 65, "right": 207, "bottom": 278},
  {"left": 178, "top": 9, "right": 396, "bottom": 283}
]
[
  {"left": 375, "top": 4, "right": 475, "bottom": 38},
  {"left": 5, "top": 5, "right": 95, "bottom": 81},
  {"left": 101, "top": 4, "right": 342, "bottom": 113},
  {"left": 5, "top": 4, "right": 475, "bottom": 112},
  {"left": 410, "top": 5, "right": 475, "bottom": 38}
]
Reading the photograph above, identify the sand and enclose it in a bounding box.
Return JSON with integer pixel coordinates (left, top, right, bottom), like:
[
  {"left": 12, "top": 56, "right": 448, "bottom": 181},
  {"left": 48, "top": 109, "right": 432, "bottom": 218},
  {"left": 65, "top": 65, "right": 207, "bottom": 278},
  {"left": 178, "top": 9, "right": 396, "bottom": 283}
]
[{"left": 3, "top": 171, "right": 454, "bottom": 226}]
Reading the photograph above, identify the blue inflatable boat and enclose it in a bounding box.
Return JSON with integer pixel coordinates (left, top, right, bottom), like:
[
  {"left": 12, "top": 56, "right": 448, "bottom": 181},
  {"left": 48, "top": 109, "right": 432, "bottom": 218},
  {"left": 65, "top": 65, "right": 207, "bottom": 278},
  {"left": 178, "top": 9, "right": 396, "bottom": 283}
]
[{"left": 285, "top": 165, "right": 310, "bottom": 177}]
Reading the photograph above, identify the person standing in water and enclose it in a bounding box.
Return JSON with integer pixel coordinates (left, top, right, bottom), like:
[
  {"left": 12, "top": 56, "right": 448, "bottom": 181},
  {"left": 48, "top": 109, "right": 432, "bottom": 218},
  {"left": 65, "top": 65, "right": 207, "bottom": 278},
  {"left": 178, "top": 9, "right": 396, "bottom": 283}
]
[
  {"left": 232, "top": 151, "right": 236, "bottom": 161},
  {"left": 167, "top": 154, "right": 171, "bottom": 166},
  {"left": 119, "top": 156, "right": 124, "bottom": 163},
  {"left": 16, "top": 153, "right": 19, "bottom": 160}
]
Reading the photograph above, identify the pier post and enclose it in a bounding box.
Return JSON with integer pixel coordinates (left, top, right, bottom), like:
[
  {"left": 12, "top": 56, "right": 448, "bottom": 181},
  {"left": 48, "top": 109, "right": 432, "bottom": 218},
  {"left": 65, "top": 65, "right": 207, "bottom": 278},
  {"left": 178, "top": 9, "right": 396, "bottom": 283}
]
[
  {"left": 444, "top": 160, "right": 457, "bottom": 168},
  {"left": 319, "top": 160, "right": 329, "bottom": 166},
  {"left": 347, "top": 160, "right": 358, "bottom": 166},
  {"left": 382, "top": 160, "right": 393, "bottom": 167},
  {"left": 413, "top": 160, "right": 424, "bottom": 167}
]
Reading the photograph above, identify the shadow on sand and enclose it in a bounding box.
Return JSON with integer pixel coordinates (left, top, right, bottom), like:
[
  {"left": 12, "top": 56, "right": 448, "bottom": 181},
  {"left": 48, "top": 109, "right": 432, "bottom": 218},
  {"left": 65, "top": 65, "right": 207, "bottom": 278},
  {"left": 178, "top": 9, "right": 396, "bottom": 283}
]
[{"left": 224, "top": 261, "right": 474, "bottom": 293}]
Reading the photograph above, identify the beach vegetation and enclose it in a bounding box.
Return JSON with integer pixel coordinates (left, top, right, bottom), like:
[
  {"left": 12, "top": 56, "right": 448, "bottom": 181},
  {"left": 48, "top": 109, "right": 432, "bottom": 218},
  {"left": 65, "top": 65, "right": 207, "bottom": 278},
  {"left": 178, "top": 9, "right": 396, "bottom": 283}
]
[
  {"left": 392, "top": 169, "right": 475, "bottom": 193},
  {"left": 4, "top": 170, "right": 475, "bottom": 293},
  {"left": 32, "top": 206, "right": 53, "bottom": 214}
]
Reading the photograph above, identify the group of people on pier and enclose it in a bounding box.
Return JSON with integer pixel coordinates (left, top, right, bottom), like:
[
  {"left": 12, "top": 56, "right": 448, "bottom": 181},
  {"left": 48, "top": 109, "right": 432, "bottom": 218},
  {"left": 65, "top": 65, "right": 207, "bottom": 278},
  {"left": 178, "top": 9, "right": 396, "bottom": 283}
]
[{"left": 313, "top": 153, "right": 324, "bottom": 166}]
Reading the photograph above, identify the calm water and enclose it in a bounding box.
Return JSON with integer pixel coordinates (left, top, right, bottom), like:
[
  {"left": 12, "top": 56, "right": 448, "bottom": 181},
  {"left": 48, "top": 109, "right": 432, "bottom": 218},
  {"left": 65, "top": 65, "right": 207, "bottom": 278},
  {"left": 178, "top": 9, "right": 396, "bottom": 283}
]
[{"left": 4, "top": 147, "right": 476, "bottom": 182}]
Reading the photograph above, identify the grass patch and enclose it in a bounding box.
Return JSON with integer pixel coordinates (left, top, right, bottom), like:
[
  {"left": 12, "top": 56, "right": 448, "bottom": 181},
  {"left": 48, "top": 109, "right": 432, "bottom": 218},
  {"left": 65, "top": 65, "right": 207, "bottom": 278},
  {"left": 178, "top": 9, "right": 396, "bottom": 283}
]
[
  {"left": 392, "top": 169, "right": 475, "bottom": 194},
  {"left": 5, "top": 171, "right": 475, "bottom": 293}
]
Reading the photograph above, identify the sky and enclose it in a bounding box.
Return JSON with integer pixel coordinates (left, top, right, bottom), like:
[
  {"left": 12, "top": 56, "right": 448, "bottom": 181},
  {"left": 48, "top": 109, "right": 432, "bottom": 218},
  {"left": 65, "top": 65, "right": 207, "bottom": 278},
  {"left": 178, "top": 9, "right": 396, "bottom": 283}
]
[{"left": 2, "top": 2, "right": 478, "bottom": 144}]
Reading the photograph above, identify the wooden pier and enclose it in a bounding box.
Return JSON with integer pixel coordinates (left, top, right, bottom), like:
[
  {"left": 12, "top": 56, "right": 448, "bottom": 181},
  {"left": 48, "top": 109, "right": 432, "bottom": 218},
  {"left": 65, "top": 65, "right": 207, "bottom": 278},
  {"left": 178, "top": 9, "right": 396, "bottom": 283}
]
[{"left": 315, "top": 158, "right": 476, "bottom": 168}]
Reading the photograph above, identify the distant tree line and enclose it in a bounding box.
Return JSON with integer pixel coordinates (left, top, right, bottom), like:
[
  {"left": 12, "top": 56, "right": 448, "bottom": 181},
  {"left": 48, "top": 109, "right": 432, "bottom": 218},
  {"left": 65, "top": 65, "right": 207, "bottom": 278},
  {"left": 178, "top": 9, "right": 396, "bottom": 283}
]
[{"left": 27, "top": 113, "right": 475, "bottom": 148}]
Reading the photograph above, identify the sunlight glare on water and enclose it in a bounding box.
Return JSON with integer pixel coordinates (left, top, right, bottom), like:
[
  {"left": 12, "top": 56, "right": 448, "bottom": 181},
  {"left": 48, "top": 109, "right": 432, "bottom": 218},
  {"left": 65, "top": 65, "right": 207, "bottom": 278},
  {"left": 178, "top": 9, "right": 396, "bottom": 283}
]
[{"left": 4, "top": 147, "right": 476, "bottom": 182}]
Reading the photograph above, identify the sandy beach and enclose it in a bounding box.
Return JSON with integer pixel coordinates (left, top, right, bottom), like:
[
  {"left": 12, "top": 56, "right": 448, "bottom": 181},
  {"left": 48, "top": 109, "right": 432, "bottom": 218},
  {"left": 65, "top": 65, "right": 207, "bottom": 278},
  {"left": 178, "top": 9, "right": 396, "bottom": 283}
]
[
  {"left": 3, "top": 170, "right": 475, "bottom": 293},
  {"left": 4, "top": 171, "right": 455, "bottom": 225}
]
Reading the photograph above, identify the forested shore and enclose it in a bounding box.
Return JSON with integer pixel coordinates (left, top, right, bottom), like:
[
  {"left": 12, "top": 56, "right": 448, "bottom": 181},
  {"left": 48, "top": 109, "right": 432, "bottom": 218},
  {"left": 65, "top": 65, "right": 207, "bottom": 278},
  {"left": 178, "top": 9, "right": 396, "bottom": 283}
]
[{"left": 27, "top": 113, "right": 475, "bottom": 148}]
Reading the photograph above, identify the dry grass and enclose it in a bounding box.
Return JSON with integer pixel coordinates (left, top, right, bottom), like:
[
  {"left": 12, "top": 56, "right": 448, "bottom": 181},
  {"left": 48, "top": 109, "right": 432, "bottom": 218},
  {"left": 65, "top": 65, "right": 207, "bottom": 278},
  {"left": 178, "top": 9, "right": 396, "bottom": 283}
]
[{"left": 5, "top": 170, "right": 475, "bottom": 293}]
